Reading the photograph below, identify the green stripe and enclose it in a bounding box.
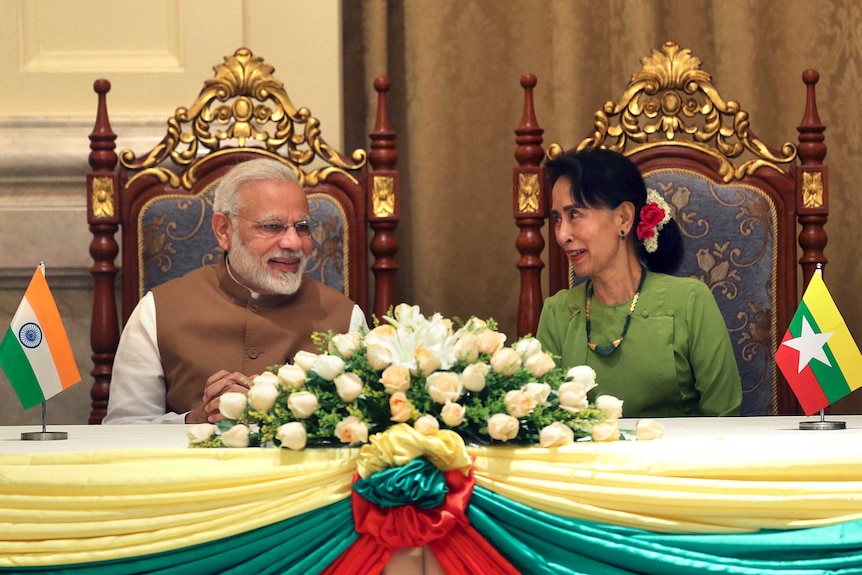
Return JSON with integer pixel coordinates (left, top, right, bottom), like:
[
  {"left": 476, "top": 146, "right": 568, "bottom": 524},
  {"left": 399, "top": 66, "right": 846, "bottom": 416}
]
[
  {"left": 793, "top": 303, "right": 852, "bottom": 401},
  {"left": 0, "top": 326, "right": 45, "bottom": 409}
]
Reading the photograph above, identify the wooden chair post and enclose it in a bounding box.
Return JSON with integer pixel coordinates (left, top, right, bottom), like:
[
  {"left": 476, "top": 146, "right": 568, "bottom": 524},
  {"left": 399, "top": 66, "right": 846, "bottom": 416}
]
[
  {"left": 86, "top": 79, "right": 121, "bottom": 424},
  {"left": 513, "top": 73, "right": 546, "bottom": 337}
]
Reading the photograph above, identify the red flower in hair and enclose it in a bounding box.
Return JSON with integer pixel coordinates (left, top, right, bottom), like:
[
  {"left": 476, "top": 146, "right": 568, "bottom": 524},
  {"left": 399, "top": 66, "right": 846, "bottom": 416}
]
[{"left": 636, "top": 204, "right": 666, "bottom": 241}]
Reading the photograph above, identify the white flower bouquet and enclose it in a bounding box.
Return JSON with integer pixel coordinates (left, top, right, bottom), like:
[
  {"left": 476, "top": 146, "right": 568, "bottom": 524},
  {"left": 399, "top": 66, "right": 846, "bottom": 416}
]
[{"left": 188, "top": 304, "right": 619, "bottom": 450}]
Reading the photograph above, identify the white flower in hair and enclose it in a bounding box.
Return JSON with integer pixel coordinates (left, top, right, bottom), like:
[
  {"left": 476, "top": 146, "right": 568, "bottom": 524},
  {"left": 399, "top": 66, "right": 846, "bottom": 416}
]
[{"left": 636, "top": 188, "right": 672, "bottom": 253}]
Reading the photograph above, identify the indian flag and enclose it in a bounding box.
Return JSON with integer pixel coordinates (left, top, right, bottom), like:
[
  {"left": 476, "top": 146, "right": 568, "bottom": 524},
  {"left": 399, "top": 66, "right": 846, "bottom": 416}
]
[
  {"left": 775, "top": 270, "right": 862, "bottom": 416},
  {"left": 0, "top": 266, "right": 81, "bottom": 409}
]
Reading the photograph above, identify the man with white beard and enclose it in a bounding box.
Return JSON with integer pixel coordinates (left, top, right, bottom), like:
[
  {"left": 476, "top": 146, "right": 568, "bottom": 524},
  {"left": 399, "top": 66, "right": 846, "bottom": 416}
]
[{"left": 104, "top": 159, "right": 365, "bottom": 424}]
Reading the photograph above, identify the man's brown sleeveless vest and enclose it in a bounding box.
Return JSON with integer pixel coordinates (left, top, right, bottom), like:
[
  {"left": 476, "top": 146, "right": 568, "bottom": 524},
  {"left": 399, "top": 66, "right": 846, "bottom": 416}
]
[{"left": 153, "top": 257, "right": 355, "bottom": 414}]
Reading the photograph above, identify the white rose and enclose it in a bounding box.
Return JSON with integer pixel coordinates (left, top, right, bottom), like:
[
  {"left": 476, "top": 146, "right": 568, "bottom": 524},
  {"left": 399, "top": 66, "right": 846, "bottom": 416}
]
[
  {"left": 487, "top": 413, "right": 519, "bottom": 442},
  {"left": 287, "top": 391, "right": 319, "bottom": 419},
  {"left": 389, "top": 391, "right": 414, "bottom": 422},
  {"left": 591, "top": 421, "right": 621, "bottom": 442},
  {"left": 276, "top": 422, "right": 307, "bottom": 450},
  {"left": 187, "top": 423, "right": 216, "bottom": 444},
  {"left": 636, "top": 419, "right": 665, "bottom": 441},
  {"left": 505, "top": 389, "right": 537, "bottom": 418},
  {"left": 365, "top": 343, "right": 393, "bottom": 371},
  {"left": 335, "top": 416, "right": 369, "bottom": 444},
  {"left": 459, "top": 362, "right": 489, "bottom": 392},
  {"left": 440, "top": 401, "right": 466, "bottom": 427},
  {"left": 218, "top": 392, "right": 247, "bottom": 420},
  {"left": 380, "top": 365, "right": 411, "bottom": 394},
  {"left": 220, "top": 424, "right": 250, "bottom": 448},
  {"left": 247, "top": 381, "right": 279, "bottom": 412},
  {"left": 253, "top": 371, "right": 280, "bottom": 386},
  {"left": 334, "top": 372, "right": 364, "bottom": 403},
  {"left": 277, "top": 364, "right": 307, "bottom": 388},
  {"left": 412, "top": 348, "right": 441, "bottom": 376},
  {"left": 292, "top": 350, "right": 318, "bottom": 372},
  {"left": 539, "top": 422, "right": 575, "bottom": 448},
  {"left": 453, "top": 332, "right": 479, "bottom": 363},
  {"left": 425, "top": 371, "right": 463, "bottom": 404},
  {"left": 525, "top": 352, "right": 556, "bottom": 378},
  {"left": 490, "top": 347, "right": 522, "bottom": 376},
  {"left": 476, "top": 329, "right": 507, "bottom": 355},
  {"left": 414, "top": 415, "right": 440, "bottom": 435},
  {"left": 312, "top": 354, "right": 345, "bottom": 381},
  {"left": 558, "top": 381, "right": 590, "bottom": 413},
  {"left": 595, "top": 395, "right": 624, "bottom": 420},
  {"left": 513, "top": 337, "right": 542, "bottom": 360},
  {"left": 393, "top": 303, "right": 422, "bottom": 323},
  {"left": 521, "top": 382, "right": 552, "bottom": 407},
  {"left": 566, "top": 365, "right": 598, "bottom": 389},
  {"left": 329, "top": 332, "right": 361, "bottom": 358}
]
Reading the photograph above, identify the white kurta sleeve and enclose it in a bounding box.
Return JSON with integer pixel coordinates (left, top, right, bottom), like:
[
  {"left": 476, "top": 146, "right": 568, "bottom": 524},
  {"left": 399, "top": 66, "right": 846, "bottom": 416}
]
[{"left": 102, "top": 292, "right": 186, "bottom": 424}]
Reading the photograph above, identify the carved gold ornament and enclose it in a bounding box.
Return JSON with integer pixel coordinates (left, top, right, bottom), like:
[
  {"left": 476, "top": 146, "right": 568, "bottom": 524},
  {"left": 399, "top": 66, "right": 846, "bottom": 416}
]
[
  {"left": 372, "top": 175, "right": 395, "bottom": 217},
  {"left": 574, "top": 41, "right": 797, "bottom": 182},
  {"left": 802, "top": 171, "right": 824, "bottom": 208},
  {"left": 518, "top": 172, "right": 540, "bottom": 213},
  {"left": 92, "top": 176, "right": 115, "bottom": 218},
  {"left": 120, "top": 48, "right": 365, "bottom": 189}
]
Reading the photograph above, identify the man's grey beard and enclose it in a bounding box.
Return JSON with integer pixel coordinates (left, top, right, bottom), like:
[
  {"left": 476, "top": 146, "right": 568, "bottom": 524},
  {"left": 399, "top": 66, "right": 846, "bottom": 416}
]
[{"left": 227, "top": 234, "right": 308, "bottom": 295}]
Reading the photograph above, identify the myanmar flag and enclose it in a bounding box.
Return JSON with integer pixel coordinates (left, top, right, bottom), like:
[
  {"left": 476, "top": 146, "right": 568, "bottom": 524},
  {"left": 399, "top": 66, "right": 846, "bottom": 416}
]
[
  {"left": 775, "top": 270, "right": 862, "bottom": 416},
  {"left": 0, "top": 266, "right": 81, "bottom": 409}
]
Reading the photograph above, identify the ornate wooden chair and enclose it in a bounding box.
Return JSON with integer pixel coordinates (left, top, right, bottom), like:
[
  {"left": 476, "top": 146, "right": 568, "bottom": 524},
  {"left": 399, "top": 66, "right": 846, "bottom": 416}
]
[
  {"left": 512, "top": 41, "right": 828, "bottom": 415},
  {"left": 86, "top": 48, "right": 400, "bottom": 423}
]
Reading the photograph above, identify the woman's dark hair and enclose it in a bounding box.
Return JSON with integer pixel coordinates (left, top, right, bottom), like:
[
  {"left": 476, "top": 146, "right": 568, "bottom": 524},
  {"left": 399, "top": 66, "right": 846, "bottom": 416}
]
[{"left": 544, "top": 148, "right": 683, "bottom": 274}]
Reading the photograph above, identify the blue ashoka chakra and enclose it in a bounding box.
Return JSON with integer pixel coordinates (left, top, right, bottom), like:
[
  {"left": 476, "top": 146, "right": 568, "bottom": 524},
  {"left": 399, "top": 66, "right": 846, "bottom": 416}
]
[{"left": 18, "top": 322, "right": 43, "bottom": 349}]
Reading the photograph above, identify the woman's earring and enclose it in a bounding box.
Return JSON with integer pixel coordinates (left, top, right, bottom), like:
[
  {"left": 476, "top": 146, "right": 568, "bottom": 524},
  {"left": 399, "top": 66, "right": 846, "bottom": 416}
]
[{"left": 620, "top": 229, "right": 626, "bottom": 241}]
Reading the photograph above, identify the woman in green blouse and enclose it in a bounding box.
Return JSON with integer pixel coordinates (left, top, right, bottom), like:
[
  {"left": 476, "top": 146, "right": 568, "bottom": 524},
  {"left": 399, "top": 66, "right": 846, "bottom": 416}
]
[{"left": 536, "top": 149, "right": 742, "bottom": 417}]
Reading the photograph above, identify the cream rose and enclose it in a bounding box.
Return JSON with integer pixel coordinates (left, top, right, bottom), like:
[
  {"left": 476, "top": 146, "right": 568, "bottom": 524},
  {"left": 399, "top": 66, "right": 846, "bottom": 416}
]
[
  {"left": 276, "top": 421, "right": 307, "bottom": 450},
  {"left": 187, "top": 423, "right": 216, "bottom": 443},
  {"left": 287, "top": 391, "right": 319, "bottom": 419},
  {"left": 380, "top": 365, "right": 411, "bottom": 394},
  {"left": 329, "top": 332, "right": 361, "bottom": 358},
  {"left": 539, "top": 422, "right": 575, "bottom": 448},
  {"left": 292, "top": 350, "right": 318, "bottom": 372},
  {"left": 487, "top": 413, "right": 519, "bottom": 442},
  {"left": 277, "top": 364, "right": 307, "bottom": 388},
  {"left": 521, "top": 382, "right": 552, "bottom": 407},
  {"left": 312, "top": 354, "right": 345, "bottom": 381},
  {"left": 253, "top": 371, "right": 280, "bottom": 387},
  {"left": 513, "top": 337, "right": 542, "bottom": 360},
  {"left": 477, "top": 329, "right": 507, "bottom": 355},
  {"left": 525, "top": 352, "right": 556, "bottom": 378},
  {"left": 591, "top": 421, "right": 621, "bottom": 442},
  {"left": 460, "top": 362, "right": 489, "bottom": 392},
  {"left": 365, "top": 323, "right": 396, "bottom": 340},
  {"left": 595, "top": 395, "right": 624, "bottom": 420},
  {"left": 247, "top": 381, "right": 279, "bottom": 412},
  {"left": 365, "top": 343, "right": 393, "bottom": 371},
  {"left": 636, "top": 419, "right": 665, "bottom": 441},
  {"left": 566, "top": 365, "right": 598, "bottom": 389},
  {"left": 505, "top": 389, "right": 537, "bottom": 418},
  {"left": 558, "top": 380, "right": 590, "bottom": 413},
  {"left": 440, "top": 401, "right": 466, "bottom": 427},
  {"left": 220, "top": 424, "right": 250, "bottom": 448},
  {"left": 334, "top": 372, "right": 364, "bottom": 403},
  {"left": 393, "top": 303, "right": 421, "bottom": 323},
  {"left": 218, "top": 392, "right": 247, "bottom": 420},
  {"left": 490, "top": 347, "right": 522, "bottom": 376},
  {"left": 412, "top": 348, "right": 442, "bottom": 376},
  {"left": 425, "top": 371, "right": 463, "bottom": 404},
  {"left": 389, "top": 391, "right": 414, "bottom": 422},
  {"left": 414, "top": 414, "right": 440, "bottom": 435},
  {"left": 334, "top": 416, "right": 369, "bottom": 444},
  {"left": 453, "top": 332, "right": 479, "bottom": 363}
]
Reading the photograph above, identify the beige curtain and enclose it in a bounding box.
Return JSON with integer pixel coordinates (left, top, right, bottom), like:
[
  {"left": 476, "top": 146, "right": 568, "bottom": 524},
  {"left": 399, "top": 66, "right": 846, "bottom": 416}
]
[{"left": 343, "top": 0, "right": 862, "bottom": 412}]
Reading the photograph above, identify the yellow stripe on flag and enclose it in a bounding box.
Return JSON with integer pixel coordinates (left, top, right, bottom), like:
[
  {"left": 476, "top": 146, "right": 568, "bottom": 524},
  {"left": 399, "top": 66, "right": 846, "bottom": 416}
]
[
  {"left": 26, "top": 267, "right": 79, "bottom": 388},
  {"left": 803, "top": 273, "right": 862, "bottom": 391}
]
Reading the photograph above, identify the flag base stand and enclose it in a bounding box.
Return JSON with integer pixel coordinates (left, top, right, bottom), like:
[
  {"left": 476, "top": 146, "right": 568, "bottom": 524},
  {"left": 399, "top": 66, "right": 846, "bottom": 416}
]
[
  {"left": 799, "top": 409, "right": 846, "bottom": 430},
  {"left": 20, "top": 431, "right": 68, "bottom": 441}
]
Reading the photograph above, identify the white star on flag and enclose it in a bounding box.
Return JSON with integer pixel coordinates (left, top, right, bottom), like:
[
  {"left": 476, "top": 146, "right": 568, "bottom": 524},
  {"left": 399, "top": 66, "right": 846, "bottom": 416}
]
[{"left": 781, "top": 316, "right": 834, "bottom": 373}]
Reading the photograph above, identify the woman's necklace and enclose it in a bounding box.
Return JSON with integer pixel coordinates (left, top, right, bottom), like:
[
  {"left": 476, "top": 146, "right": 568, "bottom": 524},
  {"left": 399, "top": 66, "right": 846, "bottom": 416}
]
[{"left": 585, "top": 265, "right": 647, "bottom": 357}]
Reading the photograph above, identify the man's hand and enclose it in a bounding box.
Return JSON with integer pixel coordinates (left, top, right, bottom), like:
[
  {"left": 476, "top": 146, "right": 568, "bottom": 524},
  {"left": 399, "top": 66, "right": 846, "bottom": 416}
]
[{"left": 185, "top": 370, "right": 253, "bottom": 424}]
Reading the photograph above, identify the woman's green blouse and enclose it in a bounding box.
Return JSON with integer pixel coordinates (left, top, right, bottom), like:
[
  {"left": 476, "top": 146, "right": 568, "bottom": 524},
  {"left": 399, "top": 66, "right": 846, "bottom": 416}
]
[{"left": 536, "top": 272, "right": 742, "bottom": 417}]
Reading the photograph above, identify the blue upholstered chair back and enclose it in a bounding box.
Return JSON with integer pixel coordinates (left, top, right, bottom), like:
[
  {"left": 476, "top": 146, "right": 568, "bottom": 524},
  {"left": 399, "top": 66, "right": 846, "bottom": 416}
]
[
  {"left": 644, "top": 169, "right": 776, "bottom": 415},
  {"left": 137, "top": 184, "right": 349, "bottom": 297}
]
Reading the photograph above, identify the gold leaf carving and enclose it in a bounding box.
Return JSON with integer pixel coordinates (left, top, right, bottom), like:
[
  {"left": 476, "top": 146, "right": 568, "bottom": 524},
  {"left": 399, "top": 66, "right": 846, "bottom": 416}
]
[
  {"left": 802, "top": 172, "right": 824, "bottom": 208},
  {"left": 518, "top": 172, "right": 540, "bottom": 213},
  {"left": 92, "top": 176, "right": 115, "bottom": 218},
  {"left": 373, "top": 175, "right": 395, "bottom": 217}
]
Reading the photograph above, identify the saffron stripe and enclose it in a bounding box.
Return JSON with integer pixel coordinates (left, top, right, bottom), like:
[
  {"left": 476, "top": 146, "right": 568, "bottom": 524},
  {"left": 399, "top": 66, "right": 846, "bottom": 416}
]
[
  {"left": 25, "top": 268, "right": 80, "bottom": 388},
  {"left": 0, "top": 326, "right": 46, "bottom": 409}
]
